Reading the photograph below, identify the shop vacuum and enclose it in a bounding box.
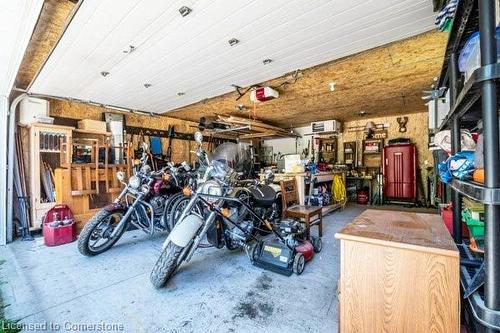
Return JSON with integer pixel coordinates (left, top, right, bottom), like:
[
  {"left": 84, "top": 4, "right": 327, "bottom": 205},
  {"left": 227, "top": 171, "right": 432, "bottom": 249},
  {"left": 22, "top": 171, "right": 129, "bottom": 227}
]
[{"left": 251, "top": 219, "right": 322, "bottom": 276}]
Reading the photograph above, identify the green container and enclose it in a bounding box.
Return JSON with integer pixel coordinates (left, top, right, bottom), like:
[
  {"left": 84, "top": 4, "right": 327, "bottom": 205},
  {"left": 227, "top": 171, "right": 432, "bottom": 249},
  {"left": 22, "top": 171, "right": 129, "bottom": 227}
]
[{"left": 462, "top": 209, "right": 485, "bottom": 238}]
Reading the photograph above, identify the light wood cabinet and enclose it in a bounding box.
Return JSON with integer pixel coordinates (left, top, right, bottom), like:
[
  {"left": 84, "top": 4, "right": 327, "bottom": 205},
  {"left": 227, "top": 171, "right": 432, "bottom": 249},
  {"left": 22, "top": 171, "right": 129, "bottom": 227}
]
[
  {"left": 28, "top": 123, "right": 74, "bottom": 228},
  {"left": 335, "top": 209, "right": 459, "bottom": 333}
]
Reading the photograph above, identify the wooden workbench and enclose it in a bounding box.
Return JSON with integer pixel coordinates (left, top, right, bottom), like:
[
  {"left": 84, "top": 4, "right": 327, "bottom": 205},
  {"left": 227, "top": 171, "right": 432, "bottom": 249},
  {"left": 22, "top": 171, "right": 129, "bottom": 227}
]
[
  {"left": 259, "top": 171, "right": 346, "bottom": 214},
  {"left": 335, "top": 209, "right": 459, "bottom": 333}
]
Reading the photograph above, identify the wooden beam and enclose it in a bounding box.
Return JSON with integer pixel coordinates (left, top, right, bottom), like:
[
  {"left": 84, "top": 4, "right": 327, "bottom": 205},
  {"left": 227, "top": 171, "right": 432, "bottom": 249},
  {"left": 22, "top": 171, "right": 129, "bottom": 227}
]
[{"left": 239, "top": 131, "right": 277, "bottom": 139}]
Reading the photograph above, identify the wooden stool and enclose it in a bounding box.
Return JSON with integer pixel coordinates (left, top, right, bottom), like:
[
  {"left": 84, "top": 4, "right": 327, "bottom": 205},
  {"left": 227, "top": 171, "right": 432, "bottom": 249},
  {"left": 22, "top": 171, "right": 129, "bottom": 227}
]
[{"left": 280, "top": 178, "right": 323, "bottom": 240}]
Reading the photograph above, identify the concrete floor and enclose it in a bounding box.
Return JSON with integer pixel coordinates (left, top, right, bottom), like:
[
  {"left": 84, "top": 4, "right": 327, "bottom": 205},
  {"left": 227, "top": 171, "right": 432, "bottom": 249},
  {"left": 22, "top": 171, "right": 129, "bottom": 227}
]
[{"left": 0, "top": 204, "right": 366, "bottom": 333}]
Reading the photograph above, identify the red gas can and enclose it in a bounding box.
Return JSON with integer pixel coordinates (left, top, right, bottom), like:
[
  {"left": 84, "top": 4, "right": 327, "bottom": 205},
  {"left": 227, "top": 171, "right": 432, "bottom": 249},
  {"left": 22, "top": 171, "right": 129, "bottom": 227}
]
[
  {"left": 357, "top": 189, "right": 369, "bottom": 205},
  {"left": 42, "top": 204, "right": 77, "bottom": 246}
]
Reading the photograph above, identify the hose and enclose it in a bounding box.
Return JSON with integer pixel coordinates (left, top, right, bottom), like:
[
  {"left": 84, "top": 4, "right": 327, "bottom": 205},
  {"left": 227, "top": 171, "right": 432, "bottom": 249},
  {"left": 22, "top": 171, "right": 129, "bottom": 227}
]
[{"left": 332, "top": 174, "right": 347, "bottom": 207}]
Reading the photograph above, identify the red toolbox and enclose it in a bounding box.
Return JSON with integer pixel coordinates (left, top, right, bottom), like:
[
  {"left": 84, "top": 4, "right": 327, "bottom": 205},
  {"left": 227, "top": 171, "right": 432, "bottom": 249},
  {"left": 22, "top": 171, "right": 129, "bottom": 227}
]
[{"left": 42, "top": 204, "right": 76, "bottom": 246}]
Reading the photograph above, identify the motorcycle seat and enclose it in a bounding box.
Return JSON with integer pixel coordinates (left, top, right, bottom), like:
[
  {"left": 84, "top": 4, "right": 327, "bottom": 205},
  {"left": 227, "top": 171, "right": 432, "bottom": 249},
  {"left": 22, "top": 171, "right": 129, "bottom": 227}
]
[{"left": 249, "top": 185, "right": 276, "bottom": 207}]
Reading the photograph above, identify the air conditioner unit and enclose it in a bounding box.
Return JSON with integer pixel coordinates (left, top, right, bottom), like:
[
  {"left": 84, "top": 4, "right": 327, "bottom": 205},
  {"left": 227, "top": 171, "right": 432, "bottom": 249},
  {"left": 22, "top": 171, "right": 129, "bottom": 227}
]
[
  {"left": 19, "top": 97, "right": 50, "bottom": 125},
  {"left": 310, "top": 120, "right": 342, "bottom": 134}
]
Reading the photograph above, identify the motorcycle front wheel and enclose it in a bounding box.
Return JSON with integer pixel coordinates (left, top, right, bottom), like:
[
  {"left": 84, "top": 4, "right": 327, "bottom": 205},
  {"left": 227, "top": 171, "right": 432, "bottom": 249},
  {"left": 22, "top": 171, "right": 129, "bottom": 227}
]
[
  {"left": 150, "top": 242, "right": 184, "bottom": 288},
  {"left": 77, "top": 208, "right": 129, "bottom": 256}
]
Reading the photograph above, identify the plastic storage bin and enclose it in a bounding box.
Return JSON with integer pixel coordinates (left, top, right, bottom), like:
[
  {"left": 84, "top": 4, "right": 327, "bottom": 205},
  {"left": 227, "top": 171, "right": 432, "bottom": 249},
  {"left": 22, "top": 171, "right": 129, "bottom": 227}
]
[
  {"left": 42, "top": 204, "right": 76, "bottom": 246},
  {"left": 462, "top": 209, "right": 484, "bottom": 239},
  {"left": 458, "top": 27, "right": 500, "bottom": 81}
]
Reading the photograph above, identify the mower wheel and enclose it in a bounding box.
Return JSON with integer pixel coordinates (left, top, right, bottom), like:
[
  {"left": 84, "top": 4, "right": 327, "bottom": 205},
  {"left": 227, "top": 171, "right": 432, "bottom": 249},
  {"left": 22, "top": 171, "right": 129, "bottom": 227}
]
[
  {"left": 312, "top": 237, "right": 323, "bottom": 253},
  {"left": 250, "top": 243, "right": 260, "bottom": 261},
  {"left": 293, "top": 252, "right": 305, "bottom": 275}
]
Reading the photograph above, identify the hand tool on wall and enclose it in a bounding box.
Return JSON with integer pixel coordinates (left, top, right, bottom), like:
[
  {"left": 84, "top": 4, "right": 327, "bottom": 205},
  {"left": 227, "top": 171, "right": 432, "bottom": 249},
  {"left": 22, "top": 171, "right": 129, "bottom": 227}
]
[{"left": 166, "top": 125, "right": 175, "bottom": 161}]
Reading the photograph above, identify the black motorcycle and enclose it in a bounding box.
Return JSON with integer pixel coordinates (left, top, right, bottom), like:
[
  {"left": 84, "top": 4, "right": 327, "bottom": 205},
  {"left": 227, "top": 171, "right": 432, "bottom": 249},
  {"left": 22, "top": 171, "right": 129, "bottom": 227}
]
[
  {"left": 150, "top": 133, "right": 294, "bottom": 288},
  {"left": 77, "top": 146, "right": 189, "bottom": 256}
]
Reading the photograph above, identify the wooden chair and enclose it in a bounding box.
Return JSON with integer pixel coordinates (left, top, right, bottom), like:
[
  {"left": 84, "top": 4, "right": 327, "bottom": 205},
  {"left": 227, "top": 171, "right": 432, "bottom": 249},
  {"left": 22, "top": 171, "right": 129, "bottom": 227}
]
[{"left": 280, "top": 178, "right": 323, "bottom": 240}]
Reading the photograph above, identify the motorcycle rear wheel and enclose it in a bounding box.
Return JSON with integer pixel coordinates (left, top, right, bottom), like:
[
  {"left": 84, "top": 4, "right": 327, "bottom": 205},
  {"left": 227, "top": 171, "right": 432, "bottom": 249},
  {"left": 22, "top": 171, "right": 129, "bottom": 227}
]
[
  {"left": 77, "top": 209, "right": 128, "bottom": 256},
  {"left": 150, "top": 242, "right": 183, "bottom": 288}
]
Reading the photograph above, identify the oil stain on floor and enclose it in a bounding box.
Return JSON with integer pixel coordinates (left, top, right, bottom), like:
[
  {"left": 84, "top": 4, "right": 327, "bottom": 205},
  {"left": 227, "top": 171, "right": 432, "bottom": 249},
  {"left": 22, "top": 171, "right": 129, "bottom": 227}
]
[{"left": 232, "top": 272, "right": 275, "bottom": 321}]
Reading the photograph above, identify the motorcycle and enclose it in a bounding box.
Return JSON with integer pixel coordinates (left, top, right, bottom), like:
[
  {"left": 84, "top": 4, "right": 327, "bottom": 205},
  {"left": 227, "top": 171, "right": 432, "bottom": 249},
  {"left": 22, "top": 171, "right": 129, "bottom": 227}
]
[
  {"left": 77, "top": 144, "right": 186, "bottom": 256},
  {"left": 150, "top": 132, "right": 295, "bottom": 288}
]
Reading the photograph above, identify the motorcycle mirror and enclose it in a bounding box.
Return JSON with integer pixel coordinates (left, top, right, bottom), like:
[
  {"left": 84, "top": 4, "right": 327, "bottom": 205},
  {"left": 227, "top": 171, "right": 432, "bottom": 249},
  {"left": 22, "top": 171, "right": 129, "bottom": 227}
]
[
  {"left": 194, "top": 131, "right": 203, "bottom": 145},
  {"left": 264, "top": 170, "right": 275, "bottom": 185}
]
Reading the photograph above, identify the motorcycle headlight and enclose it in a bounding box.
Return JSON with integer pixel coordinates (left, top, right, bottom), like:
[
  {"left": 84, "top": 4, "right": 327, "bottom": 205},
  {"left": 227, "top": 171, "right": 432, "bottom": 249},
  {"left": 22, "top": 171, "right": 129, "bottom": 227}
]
[
  {"left": 200, "top": 180, "right": 222, "bottom": 202},
  {"left": 116, "top": 171, "right": 125, "bottom": 182},
  {"left": 140, "top": 165, "right": 152, "bottom": 174},
  {"left": 128, "top": 176, "right": 141, "bottom": 189},
  {"left": 141, "top": 184, "right": 150, "bottom": 194}
]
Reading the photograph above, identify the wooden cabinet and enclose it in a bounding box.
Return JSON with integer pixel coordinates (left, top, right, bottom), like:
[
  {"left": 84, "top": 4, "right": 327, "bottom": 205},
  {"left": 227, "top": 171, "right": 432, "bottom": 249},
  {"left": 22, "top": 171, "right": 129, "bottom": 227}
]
[
  {"left": 28, "top": 123, "right": 74, "bottom": 228},
  {"left": 335, "top": 209, "right": 459, "bottom": 333}
]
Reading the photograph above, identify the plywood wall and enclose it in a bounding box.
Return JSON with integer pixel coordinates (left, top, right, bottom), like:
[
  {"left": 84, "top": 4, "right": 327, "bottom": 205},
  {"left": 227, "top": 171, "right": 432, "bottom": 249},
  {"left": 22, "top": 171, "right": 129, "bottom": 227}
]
[
  {"left": 168, "top": 31, "right": 447, "bottom": 127},
  {"left": 263, "top": 111, "right": 431, "bottom": 170},
  {"left": 49, "top": 99, "right": 197, "bottom": 163},
  {"left": 340, "top": 112, "right": 431, "bottom": 170}
]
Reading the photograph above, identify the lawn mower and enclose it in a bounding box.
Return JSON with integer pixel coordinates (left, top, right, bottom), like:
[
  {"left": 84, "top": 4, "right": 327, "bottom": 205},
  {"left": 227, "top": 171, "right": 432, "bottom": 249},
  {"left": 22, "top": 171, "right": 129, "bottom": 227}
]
[{"left": 251, "top": 218, "right": 322, "bottom": 276}]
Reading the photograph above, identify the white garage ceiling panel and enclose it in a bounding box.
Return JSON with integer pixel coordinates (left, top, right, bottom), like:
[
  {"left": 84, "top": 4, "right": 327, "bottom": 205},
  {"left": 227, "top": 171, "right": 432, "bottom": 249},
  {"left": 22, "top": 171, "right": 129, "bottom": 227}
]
[{"left": 29, "top": 0, "right": 436, "bottom": 114}]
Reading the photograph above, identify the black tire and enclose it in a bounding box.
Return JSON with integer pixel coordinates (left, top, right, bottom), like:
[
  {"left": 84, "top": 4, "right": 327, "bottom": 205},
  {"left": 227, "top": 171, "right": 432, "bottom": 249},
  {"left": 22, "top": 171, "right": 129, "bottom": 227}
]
[
  {"left": 169, "top": 197, "right": 203, "bottom": 227},
  {"left": 168, "top": 195, "right": 191, "bottom": 231},
  {"left": 150, "top": 242, "right": 183, "bottom": 288},
  {"left": 162, "top": 193, "right": 183, "bottom": 231},
  {"left": 293, "top": 252, "right": 305, "bottom": 275},
  {"left": 169, "top": 197, "right": 190, "bottom": 226},
  {"left": 77, "top": 209, "right": 128, "bottom": 256},
  {"left": 312, "top": 237, "right": 323, "bottom": 253}
]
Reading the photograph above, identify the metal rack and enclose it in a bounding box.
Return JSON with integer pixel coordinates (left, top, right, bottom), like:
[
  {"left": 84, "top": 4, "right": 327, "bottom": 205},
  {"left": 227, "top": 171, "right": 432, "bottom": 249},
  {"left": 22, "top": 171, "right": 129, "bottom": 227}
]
[{"left": 438, "top": 0, "right": 500, "bottom": 330}]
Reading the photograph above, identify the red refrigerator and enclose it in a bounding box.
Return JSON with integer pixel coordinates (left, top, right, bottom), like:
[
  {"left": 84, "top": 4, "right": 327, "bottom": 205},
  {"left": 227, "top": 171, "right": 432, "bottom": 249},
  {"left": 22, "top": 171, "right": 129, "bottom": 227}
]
[{"left": 382, "top": 144, "right": 417, "bottom": 202}]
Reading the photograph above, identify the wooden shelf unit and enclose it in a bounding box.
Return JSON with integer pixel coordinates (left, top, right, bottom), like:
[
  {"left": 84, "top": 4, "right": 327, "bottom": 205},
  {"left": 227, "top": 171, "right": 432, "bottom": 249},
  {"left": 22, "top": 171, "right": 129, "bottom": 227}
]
[
  {"left": 27, "top": 123, "right": 132, "bottom": 230},
  {"left": 28, "top": 123, "right": 74, "bottom": 229}
]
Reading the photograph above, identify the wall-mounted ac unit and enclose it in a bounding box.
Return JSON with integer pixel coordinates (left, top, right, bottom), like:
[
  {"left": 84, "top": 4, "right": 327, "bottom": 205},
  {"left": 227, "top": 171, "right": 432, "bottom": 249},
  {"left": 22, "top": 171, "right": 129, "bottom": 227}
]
[
  {"left": 19, "top": 97, "right": 50, "bottom": 125},
  {"left": 310, "top": 120, "right": 342, "bottom": 134}
]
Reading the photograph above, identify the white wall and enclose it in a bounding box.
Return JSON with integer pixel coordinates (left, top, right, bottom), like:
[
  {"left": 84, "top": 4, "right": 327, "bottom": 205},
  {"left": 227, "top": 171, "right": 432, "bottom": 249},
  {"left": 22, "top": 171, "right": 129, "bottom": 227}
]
[{"left": 262, "top": 125, "right": 310, "bottom": 157}]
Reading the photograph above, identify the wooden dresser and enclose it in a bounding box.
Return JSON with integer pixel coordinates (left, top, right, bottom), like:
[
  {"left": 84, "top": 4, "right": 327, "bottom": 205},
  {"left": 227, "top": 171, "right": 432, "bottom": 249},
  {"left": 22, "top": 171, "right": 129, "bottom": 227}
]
[{"left": 335, "top": 209, "right": 459, "bottom": 333}]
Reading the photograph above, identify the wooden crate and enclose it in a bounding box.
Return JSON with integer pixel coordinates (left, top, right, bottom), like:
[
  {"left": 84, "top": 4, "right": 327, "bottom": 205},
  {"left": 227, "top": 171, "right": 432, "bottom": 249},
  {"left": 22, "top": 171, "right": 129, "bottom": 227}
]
[{"left": 335, "top": 209, "right": 459, "bottom": 333}]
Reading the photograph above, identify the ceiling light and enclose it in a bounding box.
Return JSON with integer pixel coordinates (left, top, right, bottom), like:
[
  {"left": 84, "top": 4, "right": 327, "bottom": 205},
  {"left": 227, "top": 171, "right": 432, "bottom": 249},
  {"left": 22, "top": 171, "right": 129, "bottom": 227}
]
[
  {"left": 228, "top": 38, "right": 239, "bottom": 46},
  {"left": 177, "top": 92, "right": 185, "bottom": 96},
  {"left": 263, "top": 59, "right": 273, "bottom": 65},
  {"left": 179, "top": 6, "right": 192, "bottom": 17},
  {"left": 329, "top": 82, "right": 336, "bottom": 92},
  {"left": 235, "top": 104, "right": 246, "bottom": 111},
  {"left": 100, "top": 71, "right": 110, "bottom": 77},
  {"left": 359, "top": 111, "right": 367, "bottom": 116},
  {"left": 144, "top": 83, "right": 152, "bottom": 88}
]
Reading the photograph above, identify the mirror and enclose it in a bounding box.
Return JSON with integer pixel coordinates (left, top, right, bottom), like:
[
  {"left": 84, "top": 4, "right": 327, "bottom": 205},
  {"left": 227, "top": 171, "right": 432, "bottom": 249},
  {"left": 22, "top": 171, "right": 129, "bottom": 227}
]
[
  {"left": 264, "top": 169, "right": 275, "bottom": 185},
  {"left": 194, "top": 131, "right": 203, "bottom": 144}
]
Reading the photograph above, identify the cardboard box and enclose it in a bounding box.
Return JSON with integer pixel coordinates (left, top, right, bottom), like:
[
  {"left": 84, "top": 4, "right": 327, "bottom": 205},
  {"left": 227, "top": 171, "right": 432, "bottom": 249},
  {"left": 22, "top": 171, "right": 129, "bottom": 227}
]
[{"left": 78, "top": 119, "right": 107, "bottom": 132}]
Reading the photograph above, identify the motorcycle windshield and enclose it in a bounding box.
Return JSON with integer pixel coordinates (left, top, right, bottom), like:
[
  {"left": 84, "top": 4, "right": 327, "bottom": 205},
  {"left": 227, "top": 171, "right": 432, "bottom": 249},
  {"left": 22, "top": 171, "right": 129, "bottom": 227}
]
[{"left": 209, "top": 142, "right": 251, "bottom": 178}]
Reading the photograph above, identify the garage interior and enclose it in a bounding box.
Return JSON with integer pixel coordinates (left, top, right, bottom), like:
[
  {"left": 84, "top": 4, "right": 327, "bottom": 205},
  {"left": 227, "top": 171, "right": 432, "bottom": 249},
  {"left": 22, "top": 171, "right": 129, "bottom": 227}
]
[{"left": 1, "top": 0, "right": 499, "bottom": 332}]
